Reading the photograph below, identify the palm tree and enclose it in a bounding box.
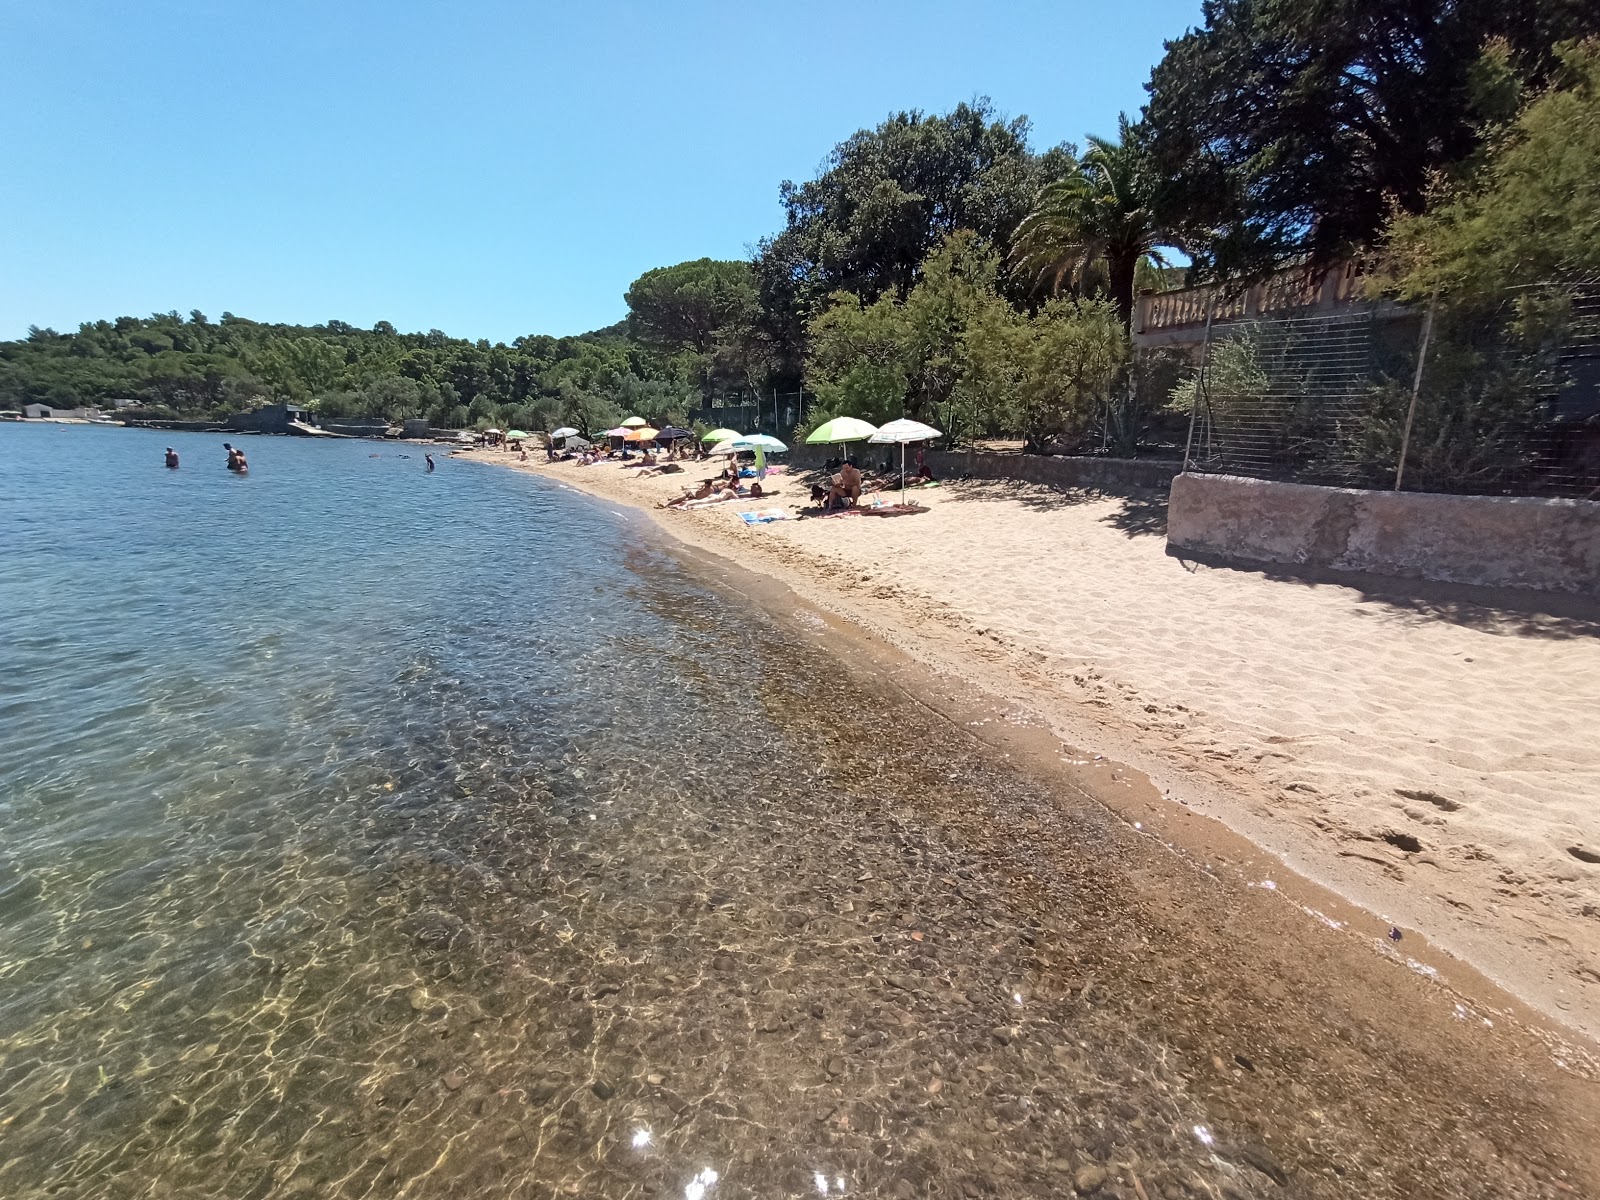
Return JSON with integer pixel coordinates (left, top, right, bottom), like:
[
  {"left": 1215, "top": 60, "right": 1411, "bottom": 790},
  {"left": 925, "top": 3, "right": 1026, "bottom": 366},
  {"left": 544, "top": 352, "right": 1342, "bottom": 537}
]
[{"left": 1010, "top": 116, "right": 1177, "bottom": 331}]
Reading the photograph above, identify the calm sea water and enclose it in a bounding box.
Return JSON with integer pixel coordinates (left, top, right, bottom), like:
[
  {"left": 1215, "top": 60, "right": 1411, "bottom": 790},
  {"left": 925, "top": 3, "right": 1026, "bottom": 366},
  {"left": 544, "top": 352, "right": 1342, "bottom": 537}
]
[{"left": 0, "top": 425, "right": 1580, "bottom": 1200}]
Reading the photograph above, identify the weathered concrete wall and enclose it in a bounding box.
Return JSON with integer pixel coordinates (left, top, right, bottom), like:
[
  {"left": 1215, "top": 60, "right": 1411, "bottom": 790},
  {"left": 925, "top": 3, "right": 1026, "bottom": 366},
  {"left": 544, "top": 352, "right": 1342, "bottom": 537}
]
[
  {"left": 787, "top": 447, "right": 1180, "bottom": 494},
  {"left": 320, "top": 418, "right": 391, "bottom": 437},
  {"left": 1167, "top": 473, "right": 1600, "bottom": 595}
]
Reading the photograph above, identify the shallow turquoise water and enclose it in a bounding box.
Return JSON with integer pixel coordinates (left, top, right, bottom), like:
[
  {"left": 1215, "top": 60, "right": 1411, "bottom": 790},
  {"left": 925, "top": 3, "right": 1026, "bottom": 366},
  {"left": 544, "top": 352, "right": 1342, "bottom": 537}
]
[{"left": 0, "top": 425, "right": 1579, "bottom": 1200}]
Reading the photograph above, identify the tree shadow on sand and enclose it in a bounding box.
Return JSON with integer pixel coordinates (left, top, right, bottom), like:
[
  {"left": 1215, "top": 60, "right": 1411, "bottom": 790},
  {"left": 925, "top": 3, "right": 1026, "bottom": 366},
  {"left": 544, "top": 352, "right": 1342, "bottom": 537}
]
[
  {"left": 1099, "top": 492, "right": 1169, "bottom": 537},
  {"left": 1168, "top": 549, "right": 1600, "bottom": 641},
  {"left": 943, "top": 478, "right": 1169, "bottom": 536}
]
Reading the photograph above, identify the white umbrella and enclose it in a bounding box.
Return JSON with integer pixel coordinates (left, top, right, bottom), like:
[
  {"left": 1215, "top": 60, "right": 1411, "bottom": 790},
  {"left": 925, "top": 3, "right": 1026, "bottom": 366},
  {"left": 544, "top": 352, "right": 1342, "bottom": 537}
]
[
  {"left": 729, "top": 434, "right": 787, "bottom": 452},
  {"left": 730, "top": 434, "right": 787, "bottom": 480},
  {"left": 551, "top": 426, "right": 579, "bottom": 439},
  {"left": 730, "top": 434, "right": 786, "bottom": 479},
  {"left": 868, "top": 418, "right": 942, "bottom": 505}
]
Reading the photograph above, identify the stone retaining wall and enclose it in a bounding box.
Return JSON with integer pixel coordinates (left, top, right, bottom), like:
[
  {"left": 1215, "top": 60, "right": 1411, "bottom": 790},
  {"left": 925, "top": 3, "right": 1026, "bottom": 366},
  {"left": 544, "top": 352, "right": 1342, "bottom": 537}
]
[{"left": 1167, "top": 472, "right": 1600, "bottom": 595}]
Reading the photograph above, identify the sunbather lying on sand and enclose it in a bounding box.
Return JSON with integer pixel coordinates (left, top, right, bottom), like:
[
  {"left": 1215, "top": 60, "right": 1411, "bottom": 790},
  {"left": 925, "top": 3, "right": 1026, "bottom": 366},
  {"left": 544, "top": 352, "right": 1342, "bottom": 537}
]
[{"left": 661, "top": 481, "right": 741, "bottom": 508}]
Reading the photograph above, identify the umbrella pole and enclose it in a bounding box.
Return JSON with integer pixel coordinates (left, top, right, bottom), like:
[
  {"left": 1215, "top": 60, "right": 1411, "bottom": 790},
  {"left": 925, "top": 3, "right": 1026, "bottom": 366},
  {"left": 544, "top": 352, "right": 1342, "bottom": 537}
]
[{"left": 901, "top": 443, "right": 906, "bottom": 506}]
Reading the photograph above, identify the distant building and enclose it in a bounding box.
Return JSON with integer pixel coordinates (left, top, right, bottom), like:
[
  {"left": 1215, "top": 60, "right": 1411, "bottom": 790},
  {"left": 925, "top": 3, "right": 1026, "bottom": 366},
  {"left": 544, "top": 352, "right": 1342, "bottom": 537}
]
[
  {"left": 23, "top": 403, "right": 100, "bottom": 420},
  {"left": 226, "top": 403, "right": 308, "bottom": 434}
]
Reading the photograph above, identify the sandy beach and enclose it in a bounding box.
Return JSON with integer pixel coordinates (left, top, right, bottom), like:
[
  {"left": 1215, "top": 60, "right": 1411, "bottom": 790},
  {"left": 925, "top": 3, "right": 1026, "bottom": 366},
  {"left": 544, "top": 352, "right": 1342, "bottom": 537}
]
[{"left": 479, "top": 446, "right": 1600, "bottom": 1043}]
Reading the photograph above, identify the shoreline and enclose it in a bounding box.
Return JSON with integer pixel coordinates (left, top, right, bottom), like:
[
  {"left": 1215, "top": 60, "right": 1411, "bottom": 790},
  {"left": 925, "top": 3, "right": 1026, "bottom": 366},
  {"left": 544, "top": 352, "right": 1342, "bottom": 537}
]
[{"left": 472, "top": 446, "right": 1600, "bottom": 1048}]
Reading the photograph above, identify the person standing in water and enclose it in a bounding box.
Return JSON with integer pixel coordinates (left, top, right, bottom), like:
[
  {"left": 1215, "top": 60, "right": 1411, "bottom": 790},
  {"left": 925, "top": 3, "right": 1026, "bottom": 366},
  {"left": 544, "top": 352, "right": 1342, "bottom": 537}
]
[
  {"left": 425, "top": 453, "right": 435, "bottom": 472},
  {"left": 223, "top": 442, "right": 238, "bottom": 470},
  {"left": 164, "top": 447, "right": 179, "bottom": 469}
]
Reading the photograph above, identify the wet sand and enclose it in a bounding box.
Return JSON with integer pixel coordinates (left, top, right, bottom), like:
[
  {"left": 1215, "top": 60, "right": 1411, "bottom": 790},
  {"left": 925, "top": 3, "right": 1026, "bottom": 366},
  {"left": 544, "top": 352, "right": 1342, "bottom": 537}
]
[{"left": 486, "top": 449, "right": 1600, "bottom": 1050}]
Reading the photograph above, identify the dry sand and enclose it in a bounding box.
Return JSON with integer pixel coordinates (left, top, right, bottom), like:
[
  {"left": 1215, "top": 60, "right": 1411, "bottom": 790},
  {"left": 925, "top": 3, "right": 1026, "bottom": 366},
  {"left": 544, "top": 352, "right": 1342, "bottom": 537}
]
[{"left": 477, "top": 448, "right": 1600, "bottom": 1042}]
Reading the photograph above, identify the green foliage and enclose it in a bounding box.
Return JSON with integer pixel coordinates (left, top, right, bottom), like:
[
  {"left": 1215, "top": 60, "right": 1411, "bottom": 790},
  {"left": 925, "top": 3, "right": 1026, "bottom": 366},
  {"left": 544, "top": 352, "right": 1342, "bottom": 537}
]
[
  {"left": 805, "top": 233, "right": 1130, "bottom": 451},
  {"left": 1380, "top": 39, "right": 1600, "bottom": 303},
  {"left": 961, "top": 297, "right": 1128, "bottom": 452},
  {"left": 755, "top": 99, "right": 1072, "bottom": 362},
  {"left": 1350, "top": 315, "right": 1566, "bottom": 491},
  {"left": 0, "top": 311, "right": 688, "bottom": 428},
  {"left": 805, "top": 232, "right": 1000, "bottom": 427},
  {"left": 623, "top": 258, "right": 778, "bottom": 401},
  {"left": 1143, "top": 0, "right": 1600, "bottom": 277},
  {"left": 625, "top": 259, "right": 757, "bottom": 353},
  {"left": 1168, "top": 332, "right": 1268, "bottom": 417},
  {"left": 1010, "top": 116, "right": 1180, "bottom": 330}
]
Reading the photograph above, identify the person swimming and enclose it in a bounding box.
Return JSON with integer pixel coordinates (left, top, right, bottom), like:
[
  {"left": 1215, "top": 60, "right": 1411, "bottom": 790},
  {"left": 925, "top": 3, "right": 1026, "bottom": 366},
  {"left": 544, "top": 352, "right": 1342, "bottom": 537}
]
[{"left": 164, "top": 447, "right": 179, "bottom": 469}]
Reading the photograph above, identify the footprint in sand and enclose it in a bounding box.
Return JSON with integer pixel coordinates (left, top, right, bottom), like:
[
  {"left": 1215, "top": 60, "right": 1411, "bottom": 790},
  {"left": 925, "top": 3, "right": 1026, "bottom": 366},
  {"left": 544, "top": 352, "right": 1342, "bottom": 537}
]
[{"left": 1396, "top": 788, "right": 1463, "bottom": 813}]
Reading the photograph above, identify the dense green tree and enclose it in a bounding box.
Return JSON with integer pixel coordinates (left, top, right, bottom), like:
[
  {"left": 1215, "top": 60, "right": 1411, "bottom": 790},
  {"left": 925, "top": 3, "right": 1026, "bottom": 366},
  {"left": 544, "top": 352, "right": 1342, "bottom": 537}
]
[
  {"left": 1380, "top": 39, "right": 1600, "bottom": 301},
  {"left": 755, "top": 99, "right": 1072, "bottom": 357},
  {"left": 1009, "top": 116, "right": 1181, "bottom": 331},
  {"left": 961, "top": 297, "right": 1128, "bottom": 452},
  {"left": 805, "top": 232, "right": 1131, "bottom": 449},
  {"left": 1143, "top": 0, "right": 1600, "bottom": 277},
  {"left": 624, "top": 259, "right": 758, "bottom": 354},
  {"left": 805, "top": 232, "right": 999, "bottom": 426}
]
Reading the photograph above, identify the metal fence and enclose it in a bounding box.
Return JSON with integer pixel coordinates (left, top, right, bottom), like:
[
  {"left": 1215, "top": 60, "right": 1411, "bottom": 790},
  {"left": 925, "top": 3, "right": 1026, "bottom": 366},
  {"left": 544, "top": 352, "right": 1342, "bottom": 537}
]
[
  {"left": 1179, "top": 284, "right": 1600, "bottom": 500},
  {"left": 687, "top": 390, "right": 806, "bottom": 437}
]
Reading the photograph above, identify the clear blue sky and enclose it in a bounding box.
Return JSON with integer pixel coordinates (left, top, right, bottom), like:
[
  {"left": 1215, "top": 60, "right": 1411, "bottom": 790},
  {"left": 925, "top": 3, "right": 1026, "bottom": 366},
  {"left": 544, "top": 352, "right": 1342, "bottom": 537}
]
[{"left": 1, "top": 0, "right": 1203, "bottom": 344}]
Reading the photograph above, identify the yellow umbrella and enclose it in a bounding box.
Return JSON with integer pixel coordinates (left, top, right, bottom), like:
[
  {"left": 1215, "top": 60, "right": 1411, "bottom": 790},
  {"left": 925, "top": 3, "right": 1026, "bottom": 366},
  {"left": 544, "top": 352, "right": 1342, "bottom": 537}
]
[
  {"left": 621, "top": 416, "right": 648, "bottom": 428},
  {"left": 624, "top": 426, "right": 659, "bottom": 442}
]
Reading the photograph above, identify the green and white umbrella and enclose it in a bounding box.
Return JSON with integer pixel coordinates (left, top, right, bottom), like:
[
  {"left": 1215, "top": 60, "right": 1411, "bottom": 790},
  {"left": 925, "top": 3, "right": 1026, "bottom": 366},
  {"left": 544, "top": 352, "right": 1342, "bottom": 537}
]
[
  {"left": 702, "top": 427, "right": 741, "bottom": 444},
  {"left": 805, "top": 416, "right": 878, "bottom": 451}
]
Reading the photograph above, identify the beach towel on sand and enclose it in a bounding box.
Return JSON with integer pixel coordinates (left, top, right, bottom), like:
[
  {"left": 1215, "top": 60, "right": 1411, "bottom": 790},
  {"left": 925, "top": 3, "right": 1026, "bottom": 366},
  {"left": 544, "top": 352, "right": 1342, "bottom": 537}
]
[{"left": 738, "top": 508, "right": 794, "bottom": 525}]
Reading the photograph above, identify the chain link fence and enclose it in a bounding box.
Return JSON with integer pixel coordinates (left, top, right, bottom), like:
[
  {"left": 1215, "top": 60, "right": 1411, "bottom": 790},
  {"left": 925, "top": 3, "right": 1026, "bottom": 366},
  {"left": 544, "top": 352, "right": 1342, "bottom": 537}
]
[{"left": 1176, "top": 283, "right": 1600, "bottom": 500}]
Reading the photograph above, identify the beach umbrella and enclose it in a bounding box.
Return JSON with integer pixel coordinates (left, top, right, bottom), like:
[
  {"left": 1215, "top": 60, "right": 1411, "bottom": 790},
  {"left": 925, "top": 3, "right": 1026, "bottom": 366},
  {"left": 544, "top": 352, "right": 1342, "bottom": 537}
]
[
  {"left": 621, "top": 416, "right": 648, "bottom": 428},
  {"left": 655, "top": 426, "right": 694, "bottom": 441},
  {"left": 603, "top": 426, "right": 630, "bottom": 437},
  {"left": 551, "top": 426, "right": 579, "bottom": 439},
  {"left": 506, "top": 429, "right": 530, "bottom": 441},
  {"left": 730, "top": 434, "right": 787, "bottom": 452},
  {"left": 702, "top": 427, "right": 741, "bottom": 444},
  {"left": 869, "top": 418, "right": 942, "bottom": 505},
  {"left": 805, "top": 416, "right": 878, "bottom": 455},
  {"left": 484, "top": 427, "right": 502, "bottom": 435},
  {"left": 624, "top": 426, "right": 660, "bottom": 443},
  {"left": 730, "top": 434, "right": 787, "bottom": 481}
]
